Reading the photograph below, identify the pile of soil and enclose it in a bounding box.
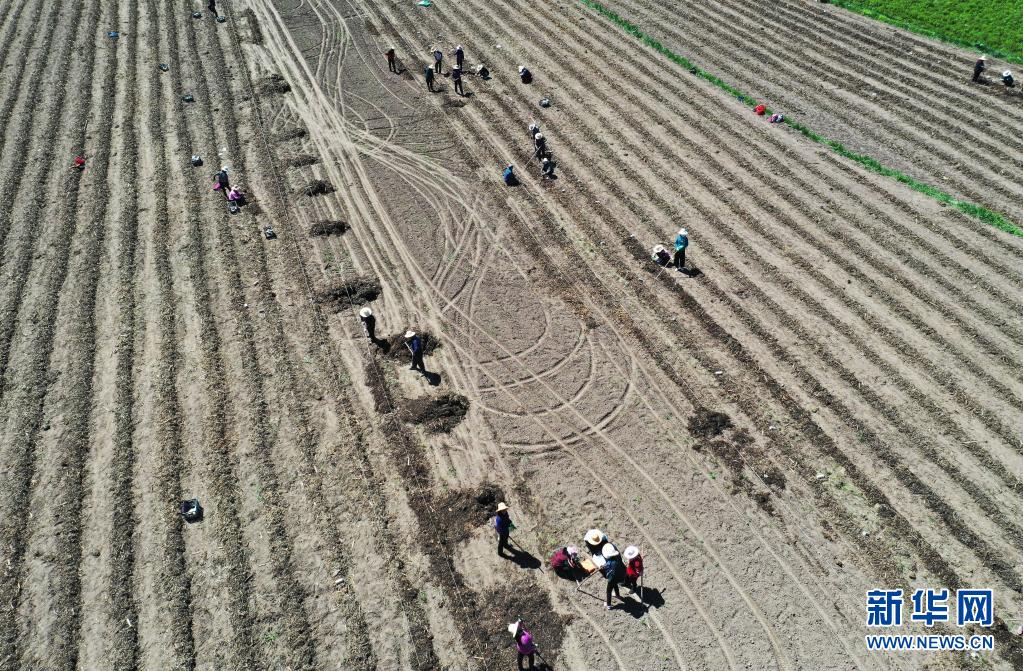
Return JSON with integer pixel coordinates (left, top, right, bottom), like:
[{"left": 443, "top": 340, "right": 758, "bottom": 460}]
[
  {"left": 286, "top": 154, "right": 318, "bottom": 168},
  {"left": 314, "top": 276, "right": 381, "bottom": 309},
  {"left": 273, "top": 127, "right": 306, "bottom": 142},
  {"left": 401, "top": 393, "right": 469, "bottom": 433},
  {"left": 432, "top": 483, "right": 503, "bottom": 544},
  {"left": 302, "top": 179, "right": 335, "bottom": 197},
  {"left": 309, "top": 220, "right": 347, "bottom": 237},
  {"left": 385, "top": 331, "right": 440, "bottom": 362},
  {"left": 478, "top": 576, "right": 571, "bottom": 668},
  {"left": 259, "top": 73, "right": 291, "bottom": 95},
  {"left": 687, "top": 407, "right": 733, "bottom": 438}
]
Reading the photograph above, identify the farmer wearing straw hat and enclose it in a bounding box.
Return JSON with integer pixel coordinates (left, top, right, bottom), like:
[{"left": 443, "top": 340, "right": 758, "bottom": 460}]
[
  {"left": 405, "top": 330, "right": 426, "bottom": 374},
  {"left": 673, "top": 227, "right": 689, "bottom": 272},
  {"left": 623, "top": 546, "right": 643, "bottom": 592},
  {"left": 584, "top": 528, "right": 608, "bottom": 557},
  {"left": 507, "top": 619, "right": 537, "bottom": 669},
  {"left": 1002, "top": 70, "right": 1015, "bottom": 89},
  {"left": 494, "top": 502, "right": 514, "bottom": 557},
  {"left": 602, "top": 544, "right": 624, "bottom": 610},
  {"left": 454, "top": 44, "right": 464, "bottom": 68},
  {"left": 359, "top": 307, "right": 376, "bottom": 341},
  {"left": 433, "top": 47, "right": 443, "bottom": 74},
  {"left": 973, "top": 55, "right": 987, "bottom": 82}
]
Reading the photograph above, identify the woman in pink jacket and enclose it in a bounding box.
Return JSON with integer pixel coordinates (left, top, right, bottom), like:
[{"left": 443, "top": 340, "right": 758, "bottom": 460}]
[{"left": 508, "top": 619, "right": 537, "bottom": 669}]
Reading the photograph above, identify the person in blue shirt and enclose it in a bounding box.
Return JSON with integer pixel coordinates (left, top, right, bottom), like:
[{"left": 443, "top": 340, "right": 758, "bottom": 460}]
[
  {"left": 673, "top": 227, "right": 689, "bottom": 272},
  {"left": 494, "top": 502, "right": 514, "bottom": 557},
  {"left": 503, "top": 164, "right": 516, "bottom": 186},
  {"left": 405, "top": 330, "right": 427, "bottom": 374},
  {"left": 601, "top": 544, "right": 624, "bottom": 610}
]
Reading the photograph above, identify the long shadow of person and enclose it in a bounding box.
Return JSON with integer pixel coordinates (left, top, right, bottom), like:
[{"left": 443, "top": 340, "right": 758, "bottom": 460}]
[
  {"left": 502, "top": 539, "right": 541, "bottom": 570},
  {"left": 424, "top": 371, "right": 442, "bottom": 386},
  {"left": 372, "top": 337, "right": 391, "bottom": 354}
]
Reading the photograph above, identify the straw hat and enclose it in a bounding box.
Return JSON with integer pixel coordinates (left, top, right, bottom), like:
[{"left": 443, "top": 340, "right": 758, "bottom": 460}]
[
  {"left": 404, "top": 330, "right": 416, "bottom": 338},
  {"left": 456, "top": 44, "right": 463, "bottom": 51},
  {"left": 653, "top": 244, "right": 665, "bottom": 254},
  {"left": 496, "top": 502, "right": 509, "bottom": 513},
  {"left": 359, "top": 307, "right": 372, "bottom": 318},
  {"left": 535, "top": 133, "right": 544, "bottom": 140},
  {"left": 1004, "top": 70, "right": 1013, "bottom": 77},
  {"left": 623, "top": 546, "right": 640, "bottom": 561},
  {"left": 507, "top": 620, "right": 522, "bottom": 637},
  {"left": 980, "top": 54, "right": 987, "bottom": 60},
  {"left": 602, "top": 544, "right": 620, "bottom": 559},
  {"left": 584, "top": 528, "right": 604, "bottom": 545},
  {"left": 518, "top": 65, "right": 525, "bottom": 73},
  {"left": 221, "top": 165, "right": 229, "bottom": 172},
  {"left": 678, "top": 228, "right": 688, "bottom": 236}
]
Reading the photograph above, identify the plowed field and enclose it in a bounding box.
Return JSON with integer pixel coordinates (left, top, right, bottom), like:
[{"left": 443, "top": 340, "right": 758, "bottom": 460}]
[{"left": 2, "top": 0, "right": 1022, "bottom": 669}]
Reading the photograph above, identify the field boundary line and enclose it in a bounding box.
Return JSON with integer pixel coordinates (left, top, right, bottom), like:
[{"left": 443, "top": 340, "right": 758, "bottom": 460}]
[
  {"left": 823, "top": 0, "right": 1023, "bottom": 67},
  {"left": 576, "top": 0, "right": 1023, "bottom": 240}
]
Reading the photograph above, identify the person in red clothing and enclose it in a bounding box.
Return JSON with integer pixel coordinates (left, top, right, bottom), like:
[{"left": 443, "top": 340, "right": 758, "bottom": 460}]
[
  {"left": 623, "top": 545, "right": 643, "bottom": 592},
  {"left": 549, "top": 546, "right": 580, "bottom": 578},
  {"left": 508, "top": 619, "right": 537, "bottom": 670}
]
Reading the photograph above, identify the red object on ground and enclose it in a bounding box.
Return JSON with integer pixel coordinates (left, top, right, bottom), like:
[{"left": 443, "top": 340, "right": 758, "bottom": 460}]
[
  {"left": 73, "top": 156, "right": 86, "bottom": 169},
  {"left": 754, "top": 104, "right": 766, "bottom": 116}
]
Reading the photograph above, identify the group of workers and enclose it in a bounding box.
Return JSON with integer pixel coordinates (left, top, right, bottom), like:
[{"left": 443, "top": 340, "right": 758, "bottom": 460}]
[
  {"left": 357, "top": 307, "right": 429, "bottom": 375},
  {"left": 383, "top": 45, "right": 554, "bottom": 182},
  {"left": 972, "top": 55, "right": 1014, "bottom": 90},
  {"left": 495, "top": 503, "right": 645, "bottom": 612}
]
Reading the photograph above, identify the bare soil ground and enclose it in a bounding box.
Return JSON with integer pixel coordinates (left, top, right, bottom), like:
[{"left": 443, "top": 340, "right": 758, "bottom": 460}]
[{"left": 2, "top": 0, "right": 1023, "bottom": 669}]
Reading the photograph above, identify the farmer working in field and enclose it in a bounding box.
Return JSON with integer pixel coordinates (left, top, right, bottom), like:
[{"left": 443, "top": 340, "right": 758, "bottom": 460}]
[
  {"left": 452, "top": 65, "right": 464, "bottom": 96},
  {"left": 424, "top": 65, "right": 435, "bottom": 92},
  {"left": 972, "top": 55, "right": 987, "bottom": 82},
  {"left": 673, "top": 227, "right": 689, "bottom": 272},
  {"left": 602, "top": 544, "right": 624, "bottom": 610},
  {"left": 405, "top": 330, "right": 426, "bottom": 374},
  {"left": 1003, "top": 70, "right": 1015, "bottom": 89},
  {"left": 433, "top": 48, "right": 443, "bottom": 74},
  {"left": 494, "top": 501, "right": 514, "bottom": 557},
  {"left": 454, "top": 44, "right": 464, "bottom": 68},
  {"left": 385, "top": 48, "right": 397, "bottom": 73},
  {"left": 359, "top": 307, "right": 376, "bottom": 341},
  {"left": 508, "top": 620, "right": 538, "bottom": 670}
]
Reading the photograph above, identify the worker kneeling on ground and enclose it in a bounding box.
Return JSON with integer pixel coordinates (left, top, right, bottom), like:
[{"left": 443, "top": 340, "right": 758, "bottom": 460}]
[
  {"left": 518, "top": 65, "right": 532, "bottom": 84},
  {"left": 503, "top": 164, "right": 517, "bottom": 186},
  {"left": 651, "top": 244, "right": 671, "bottom": 266},
  {"left": 1003, "top": 70, "right": 1015, "bottom": 89},
  {"left": 550, "top": 545, "right": 581, "bottom": 578}
]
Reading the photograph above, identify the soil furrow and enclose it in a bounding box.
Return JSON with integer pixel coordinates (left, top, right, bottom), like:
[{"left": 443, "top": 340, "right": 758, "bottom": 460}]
[
  {"left": 0, "top": 0, "right": 97, "bottom": 663},
  {"left": 13, "top": 0, "right": 119, "bottom": 664}
]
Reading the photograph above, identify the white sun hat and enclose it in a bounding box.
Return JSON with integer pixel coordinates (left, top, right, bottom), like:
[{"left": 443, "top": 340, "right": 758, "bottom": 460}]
[
  {"left": 1004, "top": 70, "right": 1013, "bottom": 77},
  {"left": 496, "top": 502, "right": 509, "bottom": 512},
  {"left": 653, "top": 244, "right": 665, "bottom": 254},
  {"left": 623, "top": 546, "right": 640, "bottom": 561},
  {"left": 507, "top": 620, "right": 522, "bottom": 637},
  {"left": 678, "top": 228, "right": 688, "bottom": 236},
  {"left": 404, "top": 330, "right": 416, "bottom": 338},
  {"left": 584, "top": 528, "right": 604, "bottom": 545},
  {"left": 980, "top": 54, "right": 987, "bottom": 60},
  {"left": 518, "top": 65, "right": 525, "bottom": 73},
  {"left": 359, "top": 307, "right": 372, "bottom": 318},
  {"left": 602, "top": 544, "right": 620, "bottom": 559}
]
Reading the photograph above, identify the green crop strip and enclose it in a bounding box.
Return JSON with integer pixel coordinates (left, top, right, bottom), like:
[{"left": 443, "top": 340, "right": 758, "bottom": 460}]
[
  {"left": 824, "top": 0, "right": 1023, "bottom": 66},
  {"left": 576, "top": 0, "right": 1023, "bottom": 239}
]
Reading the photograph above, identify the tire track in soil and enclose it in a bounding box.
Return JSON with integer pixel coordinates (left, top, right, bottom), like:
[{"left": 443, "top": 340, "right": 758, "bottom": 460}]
[
  {"left": 461, "top": 0, "right": 1023, "bottom": 568},
  {"left": 13, "top": 0, "right": 119, "bottom": 664},
  {"left": 298, "top": 2, "right": 875, "bottom": 666},
  {"left": 364, "top": 0, "right": 1018, "bottom": 654},
  {"left": 0, "top": 0, "right": 36, "bottom": 94},
  {"left": 0, "top": 0, "right": 97, "bottom": 664},
  {"left": 263, "top": 3, "right": 752, "bottom": 666},
  {"left": 0, "top": 0, "right": 47, "bottom": 165},
  {"left": 187, "top": 7, "right": 381, "bottom": 667},
  {"left": 222, "top": 3, "right": 445, "bottom": 666}
]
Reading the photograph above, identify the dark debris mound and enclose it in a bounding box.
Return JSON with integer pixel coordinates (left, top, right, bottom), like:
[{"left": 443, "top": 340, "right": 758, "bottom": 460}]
[
  {"left": 478, "top": 575, "right": 571, "bottom": 669},
  {"left": 385, "top": 331, "right": 440, "bottom": 362},
  {"left": 433, "top": 483, "right": 503, "bottom": 543},
  {"left": 302, "top": 179, "right": 335, "bottom": 197},
  {"left": 401, "top": 393, "right": 469, "bottom": 433},
  {"left": 274, "top": 127, "right": 306, "bottom": 142},
  {"left": 260, "top": 73, "right": 291, "bottom": 95},
  {"left": 309, "top": 220, "right": 347, "bottom": 237},
  {"left": 687, "top": 407, "right": 733, "bottom": 438},
  {"left": 286, "top": 154, "right": 318, "bottom": 168},
  {"left": 315, "top": 276, "right": 380, "bottom": 309}
]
